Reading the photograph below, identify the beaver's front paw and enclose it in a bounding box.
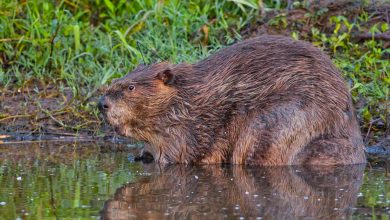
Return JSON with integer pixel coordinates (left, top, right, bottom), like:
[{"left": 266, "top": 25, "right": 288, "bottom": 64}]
[{"left": 134, "top": 150, "right": 154, "bottom": 163}]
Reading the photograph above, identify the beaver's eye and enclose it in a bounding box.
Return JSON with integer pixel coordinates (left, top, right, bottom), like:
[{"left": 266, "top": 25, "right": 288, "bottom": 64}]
[{"left": 128, "top": 85, "right": 135, "bottom": 91}]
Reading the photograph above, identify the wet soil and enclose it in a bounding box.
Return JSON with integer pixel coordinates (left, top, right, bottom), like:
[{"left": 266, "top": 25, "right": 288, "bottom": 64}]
[{"left": 0, "top": 86, "right": 108, "bottom": 134}]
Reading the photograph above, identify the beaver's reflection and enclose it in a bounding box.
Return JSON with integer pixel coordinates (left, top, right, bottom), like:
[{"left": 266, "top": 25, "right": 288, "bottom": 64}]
[{"left": 101, "top": 164, "right": 364, "bottom": 219}]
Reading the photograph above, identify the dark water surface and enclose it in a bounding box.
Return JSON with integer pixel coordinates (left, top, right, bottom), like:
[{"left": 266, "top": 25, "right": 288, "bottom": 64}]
[{"left": 0, "top": 142, "right": 388, "bottom": 219}]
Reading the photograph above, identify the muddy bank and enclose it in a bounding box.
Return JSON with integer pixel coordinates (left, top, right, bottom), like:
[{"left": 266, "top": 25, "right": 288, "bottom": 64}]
[{"left": 0, "top": 141, "right": 142, "bottom": 165}]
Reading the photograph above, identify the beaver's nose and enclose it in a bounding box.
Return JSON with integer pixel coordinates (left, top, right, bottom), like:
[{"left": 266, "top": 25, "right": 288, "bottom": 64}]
[{"left": 98, "top": 96, "right": 110, "bottom": 112}]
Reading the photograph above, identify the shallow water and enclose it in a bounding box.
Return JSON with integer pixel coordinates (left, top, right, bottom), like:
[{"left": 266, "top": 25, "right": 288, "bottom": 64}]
[{"left": 0, "top": 142, "right": 388, "bottom": 219}]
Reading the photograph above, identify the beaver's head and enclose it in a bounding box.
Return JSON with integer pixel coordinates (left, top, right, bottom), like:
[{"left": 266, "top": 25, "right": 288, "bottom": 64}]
[{"left": 99, "top": 62, "right": 178, "bottom": 141}]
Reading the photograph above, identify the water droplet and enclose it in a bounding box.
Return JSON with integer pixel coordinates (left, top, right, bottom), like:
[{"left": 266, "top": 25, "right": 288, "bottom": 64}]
[
  {"left": 194, "top": 175, "right": 199, "bottom": 180},
  {"left": 16, "top": 177, "right": 22, "bottom": 181},
  {"left": 245, "top": 191, "right": 249, "bottom": 195}
]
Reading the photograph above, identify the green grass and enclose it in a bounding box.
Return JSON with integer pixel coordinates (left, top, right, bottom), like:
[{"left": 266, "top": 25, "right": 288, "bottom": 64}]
[
  {"left": 0, "top": 0, "right": 388, "bottom": 135},
  {"left": 0, "top": 0, "right": 253, "bottom": 91}
]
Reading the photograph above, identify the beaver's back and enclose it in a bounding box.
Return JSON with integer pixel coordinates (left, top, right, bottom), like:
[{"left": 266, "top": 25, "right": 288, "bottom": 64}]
[{"left": 191, "top": 35, "right": 350, "bottom": 132}]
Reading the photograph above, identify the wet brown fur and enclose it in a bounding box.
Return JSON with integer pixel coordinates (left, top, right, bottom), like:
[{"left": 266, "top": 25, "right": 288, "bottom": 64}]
[{"left": 101, "top": 35, "right": 366, "bottom": 165}]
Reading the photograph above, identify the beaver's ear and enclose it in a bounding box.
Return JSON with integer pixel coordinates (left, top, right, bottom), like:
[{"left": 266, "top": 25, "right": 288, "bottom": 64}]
[{"left": 156, "top": 69, "right": 175, "bottom": 85}]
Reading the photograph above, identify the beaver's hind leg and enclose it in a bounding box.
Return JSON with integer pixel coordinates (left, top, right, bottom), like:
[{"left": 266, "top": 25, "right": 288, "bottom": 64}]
[
  {"left": 232, "top": 103, "right": 322, "bottom": 165},
  {"left": 293, "top": 138, "right": 366, "bottom": 165},
  {"left": 230, "top": 99, "right": 366, "bottom": 166},
  {"left": 231, "top": 101, "right": 365, "bottom": 165}
]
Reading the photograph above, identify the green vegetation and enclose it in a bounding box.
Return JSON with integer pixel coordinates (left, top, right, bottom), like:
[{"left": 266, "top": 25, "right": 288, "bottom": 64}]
[{"left": 0, "top": 0, "right": 388, "bottom": 137}]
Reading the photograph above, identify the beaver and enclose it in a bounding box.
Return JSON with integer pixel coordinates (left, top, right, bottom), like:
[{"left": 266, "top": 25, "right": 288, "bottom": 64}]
[{"left": 99, "top": 35, "right": 366, "bottom": 165}]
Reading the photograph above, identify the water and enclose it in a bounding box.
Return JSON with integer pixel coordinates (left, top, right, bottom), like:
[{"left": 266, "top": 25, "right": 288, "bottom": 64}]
[{"left": 0, "top": 142, "right": 388, "bottom": 219}]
